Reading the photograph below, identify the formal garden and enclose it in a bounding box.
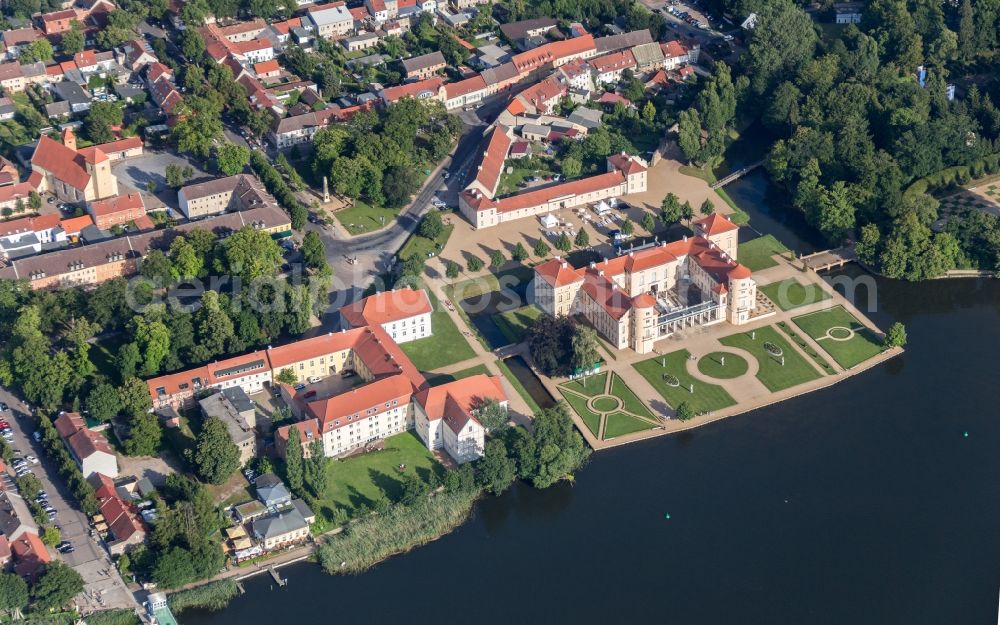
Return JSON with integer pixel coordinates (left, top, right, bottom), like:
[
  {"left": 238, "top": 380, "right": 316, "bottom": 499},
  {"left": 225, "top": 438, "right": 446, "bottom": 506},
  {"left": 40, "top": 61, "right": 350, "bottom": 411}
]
[
  {"left": 792, "top": 306, "right": 884, "bottom": 369},
  {"left": 696, "top": 351, "right": 749, "bottom": 379},
  {"left": 558, "top": 372, "right": 660, "bottom": 440},
  {"left": 759, "top": 278, "right": 831, "bottom": 311},
  {"left": 633, "top": 349, "right": 737, "bottom": 415},
  {"left": 719, "top": 325, "right": 821, "bottom": 391}
]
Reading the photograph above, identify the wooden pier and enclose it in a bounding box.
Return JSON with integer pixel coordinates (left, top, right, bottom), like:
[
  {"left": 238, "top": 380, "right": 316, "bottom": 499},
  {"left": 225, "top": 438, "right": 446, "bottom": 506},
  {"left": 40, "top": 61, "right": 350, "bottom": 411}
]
[
  {"left": 269, "top": 568, "right": 287, "bottom": 587},
  {"left": 800, "top": 247, "right": 857, "bottom": 272}
]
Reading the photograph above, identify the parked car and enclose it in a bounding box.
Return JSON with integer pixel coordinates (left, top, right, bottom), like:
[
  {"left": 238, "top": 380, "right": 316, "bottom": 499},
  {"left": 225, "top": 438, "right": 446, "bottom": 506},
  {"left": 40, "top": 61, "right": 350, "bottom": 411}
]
[
  {"left": 32, "top": 432, "right": 41, "bottom": 442},
  {"left": 26, "top": 456, "right": 38, "bottom": 465},
  {"left": 0, "top": 402, "right": 8, "bottom": 412}
]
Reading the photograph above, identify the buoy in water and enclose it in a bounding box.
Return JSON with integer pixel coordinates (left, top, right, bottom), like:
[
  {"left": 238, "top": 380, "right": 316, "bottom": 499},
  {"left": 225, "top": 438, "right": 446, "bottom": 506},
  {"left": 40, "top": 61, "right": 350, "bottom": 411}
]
[
  {"left": 963, "top": 431, "right": 969, "bottom": 437},
  {"left": 664, "top": 513, "right": 671, "bottom": 519}
]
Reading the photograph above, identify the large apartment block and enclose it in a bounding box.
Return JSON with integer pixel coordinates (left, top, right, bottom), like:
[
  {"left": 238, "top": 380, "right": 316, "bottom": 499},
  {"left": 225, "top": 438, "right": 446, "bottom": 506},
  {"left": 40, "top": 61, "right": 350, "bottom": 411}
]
[{"left": 533, "top": 214, "right": 757, "bottom": 354}]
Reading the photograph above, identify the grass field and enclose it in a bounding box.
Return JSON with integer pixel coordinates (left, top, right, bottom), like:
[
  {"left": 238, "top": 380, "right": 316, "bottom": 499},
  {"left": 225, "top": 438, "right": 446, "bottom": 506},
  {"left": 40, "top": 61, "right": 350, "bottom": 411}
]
[
  {"left": 424, "top": 364, "right": 490, "bottom": 387},
  {"left": 492, "top": 305, "right": 545, "bottom": 344},
  {"left": 561, "top": 372, "right": 608, "bottom": 397},
  {"left": 603, "top": 412, "right": 656, "bottom": 438},
  {"left": 776, "top": 321, "right": 836, "bottom": 375},
  {"left": 559, "top": 389, "right": 602, "bottom": 437},
  {"left": 609, "top": 373, "right": 654, "bottom": 418},
  {"left": 398, "top": 222, "right": 454, "bottom": 262},
  {"left": 760, "top": 279, "right": 831, "bottom": 311},
  {"left": 792, "top": 306, "right": 884, "bottom": 369},
  {"left": 737, "top": 235, "right": 791, "bottom": 271},
  {"left": 335, "top": 201, "right": 400, "bottom": 236},
  {"left": 696, "top": 351, "right": 749, "bottom": 379},
  {"left": 446, "top": 265, "right": 535, "bottom": 302},
  {"left": 720, "top": 325, "right": 821, "bottom": 391},
  {"left": 633, "top": 349, "right": 736, "bottom": 414},
  {"left": 318, "top": 432, "right": 443, "bottom": 520},
  {"left": 399, "top": 288, "right": 477, "bottom": 371}
]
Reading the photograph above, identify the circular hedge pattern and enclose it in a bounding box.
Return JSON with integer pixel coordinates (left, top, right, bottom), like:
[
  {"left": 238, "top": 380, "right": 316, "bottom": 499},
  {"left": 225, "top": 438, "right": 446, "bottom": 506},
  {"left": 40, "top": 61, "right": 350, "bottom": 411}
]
[
  {"left": 591, "top": 396, "right": 622, "bottom": 412},
  {"left": 696, "top": 351, "right": 749, "bottom": 380},
  {"left": 827, "top": 326, "right": 854, "bottom": 340},
  {"left": 763, "top": 341, "right": 783, "bottom": 357}
]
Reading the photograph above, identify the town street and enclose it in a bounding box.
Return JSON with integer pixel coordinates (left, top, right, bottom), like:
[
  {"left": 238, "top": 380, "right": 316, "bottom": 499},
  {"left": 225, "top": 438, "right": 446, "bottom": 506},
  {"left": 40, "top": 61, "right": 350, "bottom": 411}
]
[{"left": 0, "top": 388, "right": 137, "bottom": 613}]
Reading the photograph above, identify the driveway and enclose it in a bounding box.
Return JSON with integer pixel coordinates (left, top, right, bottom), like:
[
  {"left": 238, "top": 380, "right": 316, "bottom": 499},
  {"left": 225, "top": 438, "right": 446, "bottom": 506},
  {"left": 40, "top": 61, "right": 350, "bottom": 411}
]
[
  {"left": 0, "top": 388, "right": 137, "bottom": 613},
  {"left": 111, "top": 150, "right": 212, "bottom": 211}
]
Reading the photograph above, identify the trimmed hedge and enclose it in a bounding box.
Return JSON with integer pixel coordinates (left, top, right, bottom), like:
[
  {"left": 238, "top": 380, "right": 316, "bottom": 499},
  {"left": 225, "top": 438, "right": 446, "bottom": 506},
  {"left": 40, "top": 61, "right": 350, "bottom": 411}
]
[{"left": 904, "top": 152, "right": 1000, "bottom": 199}]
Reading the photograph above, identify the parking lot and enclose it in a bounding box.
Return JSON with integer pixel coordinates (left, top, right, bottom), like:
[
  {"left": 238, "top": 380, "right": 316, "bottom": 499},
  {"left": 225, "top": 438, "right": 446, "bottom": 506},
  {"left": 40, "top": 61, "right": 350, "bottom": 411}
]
[
  {"left": 0, "top": 388, "right": 136, "bottom": 613},
  {"left": 111, "top": 150, "right": 212, "bottom": 211}
]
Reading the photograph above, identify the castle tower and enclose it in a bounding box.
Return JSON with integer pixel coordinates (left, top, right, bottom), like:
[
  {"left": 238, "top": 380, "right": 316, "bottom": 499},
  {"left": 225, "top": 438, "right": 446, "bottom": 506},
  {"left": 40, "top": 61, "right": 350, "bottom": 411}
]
[{"left": 84, "top": 147, "right": 119, "bottom": 200}]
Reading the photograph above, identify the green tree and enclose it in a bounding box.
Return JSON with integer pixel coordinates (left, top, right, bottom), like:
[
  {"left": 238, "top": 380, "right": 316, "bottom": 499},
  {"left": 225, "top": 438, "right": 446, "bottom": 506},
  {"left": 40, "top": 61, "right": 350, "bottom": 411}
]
[
  {"left": 215, "top": 143, "right": 250, "bottom": 176},
  {"left": 489, "top": 249, "right": 505, "bottom": 268},
  {"left": 418, "top": 211, "right": 444, "bottom": 239},
  {"left": 84, "top": 102, "right": 124, "bottom": 144},
  {"left": 570, "top": 326, "right": 600, "bottom": 372},
  {"left": 445, "top": 260, "right": 460, "bottom": 278},
  {"left": 675, "top": 401, "right": 695, "bottom": 421},
  {"left": 884, "top": 322, "right": 907, "bottom": 349},
  {"left": 621, "top": 219, "right": 634, "bottom": 236},
  {"left": 475, "top": 439, "right": 517, "bottom": 495},
  {"left": 533, "top": 239, "right": 550, "bottom": 257},
  {"left": 660, "top": 193, "right": 681, "bottom": 224},
  {"left": 119, "top": 377, "right": 152, "bottom": 417},
  {"left": 19, "top": 39, "right": 53, "bottom": 63},
  {"left": 152, "top": 547, "right": 196, "bottom": 588},
  {"left": 171, "top": 96, "right": 223, "bottom": 158},
  {"left": 680, "top": 201, "right": 694, "bottom": 223},
  {"left": 284, "top": 426, "right": 304, "bottom": 496},
  {"left": 554, "top": 233, "right": 572, "bottom": 252},
  {"left": 574, "top": 228, "right": 590, "bottom": 247},
  {"left": 86, "top": 383, "right": 121, "bottom": 422},
  {"left": 472, "top": 398, "right": 508, "bottom": 432},
  {"left": 677, "top": 108, "right": 703, "bottom": 164},
  {"left": 60, "top": 25, "right": 85, "bottom": 55},
  {"left": 856, "top": 223, "right": 881, "bottom": 265},
  {"left": 467, "top": 255, "right": 484, "bottom": 272},
  {"left": 41, "top": 526, "right": 61, "bottom": 547},
  {"left": 30, "top": 562, "right": 84, "bottom": 611},
  {"left": 194, "top": 416, "right": 241, "bottom": 485},
  {"left": 0, "top": 572, "right": 28, "bottom": 613},
  {"left": 561, "top": 156, "right": 582, "bottom": 179},
  {"left": 304, "top": 438, "right": 327, "bottom": 498},
  {"left": 220, "top": 226, "right": 283, "bottom": 282},
  {"left": 641, "top": 211, "right": 656, "bottom": 232},
  {"left": 165, "top": 164, "right": 189, "bottom": 189},
  {"left": 699, "top": 199, "right": 715, "bottom": 216},
  {"left": 124, "top": 413, "right": 161, "bottom": 456},
  {"left": 528, "top": 404, "right": 590, "bottom": 488},
  {"left": 276, "top": 368, "right": 297, "bottom": 384}
]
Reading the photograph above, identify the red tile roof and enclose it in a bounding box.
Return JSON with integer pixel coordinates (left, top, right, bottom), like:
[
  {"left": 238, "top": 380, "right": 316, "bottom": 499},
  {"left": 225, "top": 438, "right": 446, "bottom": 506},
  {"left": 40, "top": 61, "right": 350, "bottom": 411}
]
[
  {"left": 0, "top": 213, "right": 61, "bottom": 237},
  {"left": 415, "top": 374, "right": 506, "bottom": 433},
  {"left": 339, "top": 288, "right": 432, "bottom": 328},
  {"left": 265, "top": 329, "right": 364, "bottom": 371},
  {"left": 589, "top": 49, "right": 636, "bottom": 74},
  {"left": 470, "top": 125, "right": 512, "bottom": 197},
  {"left": 443, "top": 75, "right": 486, "bottom": 100},
  {"left": 379, "top": 76, "right": 443, "bottom": 103},
  {"left": 254, "top": 59, "right": 280, "bottom": 75},
  {"left": 661, "top": 40, "right": 688, "bottom": 58},
  {"left": 11, "top": 532, "right": 49, "bottom": 579},
  {"left": 492, "top": 170, "right": 625, "bottom": 212},
  {"left": 59, "top": 215, "right": 95, "bottom": 235},
  {"left": 694, "top": 212, "right": 738, "bottom": 235},
  {"left": 535, "top": 258, "right": 584, "bottom": 287},
  {"left": 306, "top": 374, "right": 412, "bottom": 427},
  {"left": 95, "top": 136, "right": 142, "bottom": 155},
  {"left": 89, "top": 192, "right": 144, "bottom": 218},
  {"left": 31, "top": 136, "right": 93, "bottom": 191}
]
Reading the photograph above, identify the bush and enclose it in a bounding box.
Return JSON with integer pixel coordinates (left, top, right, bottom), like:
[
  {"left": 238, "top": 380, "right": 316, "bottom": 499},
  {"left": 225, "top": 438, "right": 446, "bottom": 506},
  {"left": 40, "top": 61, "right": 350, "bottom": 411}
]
[{"left": 169, "top": 579, "right": 239, "bottom": 613}]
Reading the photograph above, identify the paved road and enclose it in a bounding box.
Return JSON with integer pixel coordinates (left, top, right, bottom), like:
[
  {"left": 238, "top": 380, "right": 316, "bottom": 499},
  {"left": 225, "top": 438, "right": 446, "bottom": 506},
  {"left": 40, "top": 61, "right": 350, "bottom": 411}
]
[
  {"left": 306, "top": 97, "right": 506, "bottom": 321},
  {"left": 0, "top": 388, "right": 137, "bottom": 613}
]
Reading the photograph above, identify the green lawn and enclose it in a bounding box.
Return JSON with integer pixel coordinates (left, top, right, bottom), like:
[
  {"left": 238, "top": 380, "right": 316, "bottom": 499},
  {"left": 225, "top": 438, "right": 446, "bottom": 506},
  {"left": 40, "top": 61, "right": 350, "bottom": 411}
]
[
  {"left": 496, "top": 161, "right": 556, "bottom": 197},
  {"left": 318, "top": 432, "right": 443, "bottom": 520},
  {"left": 720, "top": 325, "right": 821, "bottom": 391},
  {"left": 424, "top": 364, "right": 490, "bottom": 387},
  {"left": 491, "top": 305, "right": 545, "bottom": 344},
  {"left": 560, "top": 372, "right": 608, "bottom": 397},
  {"left": 335, "top": 200, "right": 400, "bottom": 236},
  {"left": 776, "top": 321, "right": 836, "bottom": 376},
  {"left": 792, "top": 306, "right": 884, "bottom": 369},
  {"left": 609, "top": 373, "right": 654, "bottom": 419},
  {"left": 603, "top": 412, "right": 657, "bottom": 438},
  {"left": 737, "top": 235, "right": 790, "bottom": 271},
  {"left": 696, "top": 351, "right": 749, "bottom": 379},
  {"left": 495, "top": 358, "right": 543, "bottom": 415},
  {"left": 633, "top": 350, "right": 737, "bottom": 414},
  {"left": 559, "top": 389, "right": 602, "bottom": 437},
  {"left": 398, "top": 222, "right": 454, "bottom": 262},
  {"left": 399, "top": 288, "right": 477, "bottom": 371},
  {"left": 759, "top": 279, "right": 832, "bottom": 311},
  {"left": 446, "top": 265, "right": 535, "bottom": 302}
]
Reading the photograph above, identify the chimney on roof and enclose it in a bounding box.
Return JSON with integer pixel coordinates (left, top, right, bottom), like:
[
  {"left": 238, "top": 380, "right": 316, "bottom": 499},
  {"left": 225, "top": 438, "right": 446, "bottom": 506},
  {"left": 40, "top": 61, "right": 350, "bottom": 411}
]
[
  {"left": 561, "top": 261, "right": 567, "bottom": 268},
  {"left": 682, "top": 235, "right": 687, "bottom": 242},
  {"left": 589, "top": 261, "right": 596, "bottom": 269},
  {"left": 598, "top": 270, "right": 604, "bottom": 277},
  {"left": 61, "top": 127, "right": 76, "bottom": 151}
]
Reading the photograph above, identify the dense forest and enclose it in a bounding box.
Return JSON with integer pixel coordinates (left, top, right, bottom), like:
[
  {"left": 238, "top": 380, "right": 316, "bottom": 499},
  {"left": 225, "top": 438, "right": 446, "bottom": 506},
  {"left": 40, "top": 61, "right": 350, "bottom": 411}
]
[{"left": 685, "top": 0, "right": 1000, "bottom": 278}]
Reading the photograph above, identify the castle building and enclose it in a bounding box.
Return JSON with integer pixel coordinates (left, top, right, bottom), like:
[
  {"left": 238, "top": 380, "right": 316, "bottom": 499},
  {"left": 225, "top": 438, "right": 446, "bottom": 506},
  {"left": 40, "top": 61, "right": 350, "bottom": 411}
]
[{"left": 532, "top": 214, "right": 756, "bottom": 354}]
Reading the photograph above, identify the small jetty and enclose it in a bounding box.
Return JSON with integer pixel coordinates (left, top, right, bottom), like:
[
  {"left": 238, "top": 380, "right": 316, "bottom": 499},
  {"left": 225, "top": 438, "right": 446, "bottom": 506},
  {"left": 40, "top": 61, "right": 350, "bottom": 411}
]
[
  {"left": 800, "top": 246, "right": 857, "bottom": 272},
  {"left": 269, "top": 567, "right": 287, "bottom": 587}
]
